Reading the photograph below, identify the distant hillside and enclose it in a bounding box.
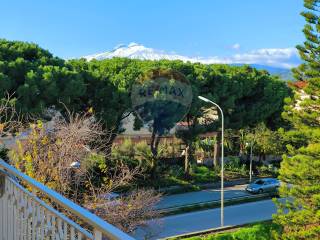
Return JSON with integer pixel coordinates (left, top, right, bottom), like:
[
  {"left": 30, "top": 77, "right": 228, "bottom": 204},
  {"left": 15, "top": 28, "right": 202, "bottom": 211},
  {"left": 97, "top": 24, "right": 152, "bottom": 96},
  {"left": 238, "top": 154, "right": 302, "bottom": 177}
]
[
  {"left": 250, "top": 64, "right": 293, "bottom": 80},
  {"left": 233, "top": 64, "right": 293, "bottom": 80}
]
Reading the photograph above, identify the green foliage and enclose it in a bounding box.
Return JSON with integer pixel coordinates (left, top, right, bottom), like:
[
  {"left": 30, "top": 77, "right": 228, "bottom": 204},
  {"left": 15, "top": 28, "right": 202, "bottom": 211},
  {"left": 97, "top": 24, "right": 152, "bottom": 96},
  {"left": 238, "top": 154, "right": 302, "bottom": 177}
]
[
  {"left": 0, "top": 38, "right": 289, "bottom": 145},
  {"left": 111, "top": 139, "right": 160, "bottom": 174},
  {"left": 133, "top": 68, "right": 192, "bottom": 138},
  {"left": 134, "top": 140, "right": 155, "bottom": 172},
  {"left": 167, "top": 165, "right": 185, "bottom": 179},
  {"left": 225, "top": 156, "right": 241, "bottom": 169},
  {"left": 82, "top": 153, "right": 108, "bottom": 185},
  {"left": 72, "top": 58, "right": 289, "bottom": 142},
  {"left": 198, "top": 137, "right": 217, "bottom": 153},
  {"left": 111, "top": 139, "right": 137, "bottom": 167},
  {"left": 0, "top": 39, "right": 85, "bottom": 115},
  {"left": 275, "top": 144, "right": 320, "bottom": 239},
  {"left": 183, "top": 222, "right": 281, "bottom": 240},
  {"left": 69, "top": 58, "right": 139, "bottom": 132},
  {"left": 191, "top": 165, "right": 218, "bottom": 183},
  {"left": 193, "top": 65, "right": 289, "bottom": 130},
  {"left": 236, "top": 123, "right": 282, "bottom": 161},
  {"left": 252, "top": 123, "right": 283, "bottom": 156},
  {"left": 225, "top": 156, "right": 247, "bottom": 175},
  {"left": 274, "top": 1, "right": 320, "bottom": 239},
  {"left": 257, "top": 165, "right": 279, "bottom": 177}
]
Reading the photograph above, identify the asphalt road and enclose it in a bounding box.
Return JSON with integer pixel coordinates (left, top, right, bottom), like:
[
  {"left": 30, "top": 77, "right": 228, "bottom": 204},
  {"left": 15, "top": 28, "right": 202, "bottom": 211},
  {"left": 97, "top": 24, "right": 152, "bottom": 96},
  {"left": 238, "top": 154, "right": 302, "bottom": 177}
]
[
  {"left": 133, "top": 199, "right": 278, "bottom": 239},
  {"left": 156, "top": 184, "right": 249, "bottom": 210}
]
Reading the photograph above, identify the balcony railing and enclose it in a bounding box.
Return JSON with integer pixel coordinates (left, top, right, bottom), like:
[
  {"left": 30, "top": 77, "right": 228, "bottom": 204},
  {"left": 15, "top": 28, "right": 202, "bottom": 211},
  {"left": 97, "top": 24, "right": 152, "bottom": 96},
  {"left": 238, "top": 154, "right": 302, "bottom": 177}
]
[{"left": 0, "top": 159, "right": 135, "bottom": 240}]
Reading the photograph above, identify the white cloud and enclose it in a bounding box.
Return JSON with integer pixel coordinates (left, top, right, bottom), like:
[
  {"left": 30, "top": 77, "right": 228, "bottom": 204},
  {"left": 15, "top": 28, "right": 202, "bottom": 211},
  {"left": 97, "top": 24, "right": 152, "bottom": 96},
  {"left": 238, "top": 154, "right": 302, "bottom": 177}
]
[
  {"left": 231, "top": 43, "right": 240, "bottom": 50},
  {"left": 192, "top": 48, "right": 299, "bottom": 68},
  {"left": 229, "top": 48, "right": 300, "bottom": 68}
]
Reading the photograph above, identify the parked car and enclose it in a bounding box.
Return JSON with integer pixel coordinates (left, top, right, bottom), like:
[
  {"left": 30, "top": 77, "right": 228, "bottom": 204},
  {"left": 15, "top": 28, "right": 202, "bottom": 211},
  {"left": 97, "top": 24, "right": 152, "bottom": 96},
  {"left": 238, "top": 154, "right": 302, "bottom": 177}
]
[{"left": 245, "top": 178, "right": 280, "bottom": 194}]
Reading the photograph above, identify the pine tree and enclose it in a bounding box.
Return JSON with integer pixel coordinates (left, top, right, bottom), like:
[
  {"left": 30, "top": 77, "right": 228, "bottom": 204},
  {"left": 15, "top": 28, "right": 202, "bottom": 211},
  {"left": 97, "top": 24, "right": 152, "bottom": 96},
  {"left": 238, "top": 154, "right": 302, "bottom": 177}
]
[{"left": 274, "top": 1, "right": 320, "bottom": 239}]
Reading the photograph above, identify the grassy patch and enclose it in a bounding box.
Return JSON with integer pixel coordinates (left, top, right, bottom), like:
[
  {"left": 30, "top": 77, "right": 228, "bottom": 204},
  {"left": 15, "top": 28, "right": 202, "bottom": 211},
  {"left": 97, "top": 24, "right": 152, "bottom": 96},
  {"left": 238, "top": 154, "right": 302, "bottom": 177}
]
[{"left": 179, "top": 222, "right": 282, "bottom": 240}]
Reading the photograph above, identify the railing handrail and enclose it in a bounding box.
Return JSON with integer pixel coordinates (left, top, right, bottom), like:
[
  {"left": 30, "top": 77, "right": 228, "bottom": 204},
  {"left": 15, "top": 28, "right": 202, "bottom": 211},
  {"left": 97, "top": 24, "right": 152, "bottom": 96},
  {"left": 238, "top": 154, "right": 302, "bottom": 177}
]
[
  {"left": 2, "top": 171, "right": 94, "bottom": 239},
  {"left": 0, "top": 159, "right": 135, "bottom": 240}
]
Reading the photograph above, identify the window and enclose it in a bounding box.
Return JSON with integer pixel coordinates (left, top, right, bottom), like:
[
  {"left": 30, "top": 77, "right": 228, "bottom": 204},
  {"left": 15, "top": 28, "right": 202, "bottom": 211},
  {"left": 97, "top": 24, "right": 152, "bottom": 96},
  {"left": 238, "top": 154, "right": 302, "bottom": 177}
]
[{"left": 255, "top": 180, "right": 264, "bottom": 185}]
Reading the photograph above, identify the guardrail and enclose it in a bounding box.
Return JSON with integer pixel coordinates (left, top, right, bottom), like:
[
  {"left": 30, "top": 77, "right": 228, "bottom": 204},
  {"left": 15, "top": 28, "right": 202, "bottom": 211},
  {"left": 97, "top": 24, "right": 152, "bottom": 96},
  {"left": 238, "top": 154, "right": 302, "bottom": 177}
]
[{"left": 0, "top": 159, "right": 135, "bottom": 240}]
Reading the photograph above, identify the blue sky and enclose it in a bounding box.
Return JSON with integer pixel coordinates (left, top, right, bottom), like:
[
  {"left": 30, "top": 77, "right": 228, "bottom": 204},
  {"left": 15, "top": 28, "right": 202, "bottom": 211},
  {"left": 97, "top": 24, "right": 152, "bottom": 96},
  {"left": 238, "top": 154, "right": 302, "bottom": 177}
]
[{"left": 0, "top": 0, "right": 304, "bottom": 66}]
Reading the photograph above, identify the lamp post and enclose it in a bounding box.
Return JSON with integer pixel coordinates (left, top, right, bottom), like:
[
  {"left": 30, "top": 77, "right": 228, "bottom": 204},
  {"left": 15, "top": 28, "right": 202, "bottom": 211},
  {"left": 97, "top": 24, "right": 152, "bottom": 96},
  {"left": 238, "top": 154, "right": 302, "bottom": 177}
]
[
  {"left": 249, "top": 142, "right": 253, "bottom": 182},
  {"left": 246, "top": 142, "right": 254, "bottom": 183},
  {"left": 198, "top": 96, "right": 224, "bottom": 227}
]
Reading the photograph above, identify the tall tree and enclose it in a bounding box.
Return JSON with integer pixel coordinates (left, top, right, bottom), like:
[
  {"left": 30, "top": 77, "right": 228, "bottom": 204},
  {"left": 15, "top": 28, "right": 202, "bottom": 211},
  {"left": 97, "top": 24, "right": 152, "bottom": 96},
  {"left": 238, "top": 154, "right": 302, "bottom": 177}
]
[
  {"left": 176, "top": 64, "right": 289, "bottom": 174},
  {"left": 0, "top": 39, "right": 85, "bottom": 116},
  {"left": 69, "top": 58, "right": 289, "bottom": 170},
  {"left": 274, "top": 1, "right": 320, "bottom": 239}
]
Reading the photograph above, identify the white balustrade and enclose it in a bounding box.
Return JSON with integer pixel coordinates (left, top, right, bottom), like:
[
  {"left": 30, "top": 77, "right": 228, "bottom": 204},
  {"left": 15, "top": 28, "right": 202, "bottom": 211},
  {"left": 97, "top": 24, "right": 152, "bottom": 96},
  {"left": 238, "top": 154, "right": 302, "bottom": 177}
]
[{"left": 0, "top": 159, "right": 135, "bottom": 240}]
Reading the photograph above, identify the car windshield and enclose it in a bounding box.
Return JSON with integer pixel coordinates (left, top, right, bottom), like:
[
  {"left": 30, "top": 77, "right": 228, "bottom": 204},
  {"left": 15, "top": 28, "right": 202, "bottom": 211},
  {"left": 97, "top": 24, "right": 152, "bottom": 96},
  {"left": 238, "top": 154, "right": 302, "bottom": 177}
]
[{"left": 254, "top": 180, "right": 264, "bottom": 185}]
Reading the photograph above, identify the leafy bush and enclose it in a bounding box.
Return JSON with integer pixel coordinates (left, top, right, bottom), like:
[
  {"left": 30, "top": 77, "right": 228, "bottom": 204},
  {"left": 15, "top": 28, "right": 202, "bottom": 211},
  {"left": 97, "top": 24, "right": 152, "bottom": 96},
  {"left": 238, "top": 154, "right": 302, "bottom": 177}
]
[
  {"left": 225, "top": 156, "right": 241, "bottom": 169},
  {"left": 225, "top": 156, "right": 247, "bottom": 175},
  {"left": 257, "top": 165, "right": 279, "bottom": 177},
  {"left": 112, "top": 139, "right": 158, "bottom": 174},
  {"left": 198, "top": 137, "right": 217, "bottom": 152},
  {"left": 159, "top": 139, "right": 180, "bottom": 158},
  {"left": 191, "top": 165, "right": 219, "bottom": 183},
  {"left": 111, "top": 139, "right": 138, "bottom": 168},
  {"left": 134, "top": 141, "right": 154, "bottom": 172},
  {"left": 82, "top": 152, "right": 108, "bottom": 186}
]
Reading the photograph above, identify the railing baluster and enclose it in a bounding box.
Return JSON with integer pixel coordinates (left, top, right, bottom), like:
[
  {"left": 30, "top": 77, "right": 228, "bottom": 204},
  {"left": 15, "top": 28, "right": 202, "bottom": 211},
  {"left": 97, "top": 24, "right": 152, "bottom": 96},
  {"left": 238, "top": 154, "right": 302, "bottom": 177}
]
[
  {"left": 8, "top": 180, "right": 12, "bottom": 240},
  {"left": 4, "top": 178, "right": 8, "bottom": 240},
  {"left": 93, "top": 229, "right": 102, "bottom": 240},
  {"left": 7, "top": 181, "right": 12, "bottom": 239},
  {"left": 52, "top": 215, "right": 56, "bottom": 240},
  {"left": 70, "top": 226, "right": 75, "bottom": 240},
  {"left": 31, "top": 200, "right": 36, "bottom": 240},
  {"left": 0, "top": 180, "right": 2, "bottom": 239},
  {"left": 78, "top": 232, "right": 83, "bottom": 240},
  {"left": 0, "top": 159, "right": 135, "bottom": 240}
]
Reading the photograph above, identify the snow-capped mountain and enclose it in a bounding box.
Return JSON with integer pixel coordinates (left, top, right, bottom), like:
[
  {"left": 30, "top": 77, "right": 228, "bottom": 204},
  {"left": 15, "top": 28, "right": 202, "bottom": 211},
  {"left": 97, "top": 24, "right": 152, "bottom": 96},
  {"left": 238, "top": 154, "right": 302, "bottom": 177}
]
[
  {"left": 84, "top": 42, "right": 211, "bottom": 63},
  {"left": 83, "top": 42, "right": 299, "bottom": 79}
]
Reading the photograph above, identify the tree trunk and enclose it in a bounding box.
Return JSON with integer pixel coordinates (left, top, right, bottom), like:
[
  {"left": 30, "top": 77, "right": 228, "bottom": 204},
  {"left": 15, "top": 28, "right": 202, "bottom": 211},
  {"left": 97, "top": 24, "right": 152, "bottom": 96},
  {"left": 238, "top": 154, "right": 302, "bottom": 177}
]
[
  {"left": 150, "top": 129, "right": 160, "bottom": 179},
  {"left": 184, "top": 145, "right": 190, "bottom": 177}
]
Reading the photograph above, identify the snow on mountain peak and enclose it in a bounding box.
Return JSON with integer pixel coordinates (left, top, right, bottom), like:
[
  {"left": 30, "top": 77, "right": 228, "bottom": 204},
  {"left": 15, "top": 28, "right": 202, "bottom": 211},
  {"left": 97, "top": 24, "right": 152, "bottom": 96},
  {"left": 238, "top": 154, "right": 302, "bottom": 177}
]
[
  {"left": 84, "top": 43, "right": 150, "bottom": 61},
  {"left": 83, "top": 43, "right": 220, "bottom": 63},
  {"left": 128, "top": 42, "right": 141, "bottom": 47},
  {"left": 83, "top": 43, "right": 299, "bottom": 69}
]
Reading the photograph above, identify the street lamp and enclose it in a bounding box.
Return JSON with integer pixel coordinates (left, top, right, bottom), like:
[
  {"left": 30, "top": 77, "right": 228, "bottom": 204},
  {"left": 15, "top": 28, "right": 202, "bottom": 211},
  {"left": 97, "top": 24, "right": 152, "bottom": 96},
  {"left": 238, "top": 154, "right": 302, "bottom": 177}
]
[
  {"left": 246, "top": 142, "right": 254, "bottom": 183},
  {"left": 198, "top": 96, "right": 224, "bottom": 227}
]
